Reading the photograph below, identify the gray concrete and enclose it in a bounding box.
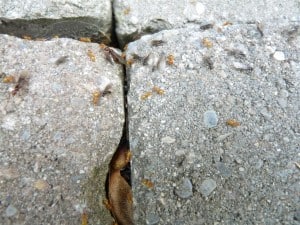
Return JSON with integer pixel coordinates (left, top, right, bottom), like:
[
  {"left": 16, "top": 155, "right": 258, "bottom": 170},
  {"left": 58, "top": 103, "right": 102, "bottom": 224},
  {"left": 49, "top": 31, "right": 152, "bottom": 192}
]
[
  {"left": 126, "top": 21, "right": 300, "bottom": 224},
  {"left": 0, "top": 0, "right": 112, "bottom": 43},
  {"left": 0, "top": 35, "right": 124, "bottom": 225},
  {"left": 0, "top": 0, "right": 299, "bottom": 224},
  {"left": 114, "top": 0, "right": 300, "bottom": 47}
]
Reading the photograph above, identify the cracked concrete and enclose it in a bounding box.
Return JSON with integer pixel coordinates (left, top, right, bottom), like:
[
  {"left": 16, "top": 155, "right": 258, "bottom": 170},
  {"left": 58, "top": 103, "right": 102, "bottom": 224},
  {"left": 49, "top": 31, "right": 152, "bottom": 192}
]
[{"left": 0, "top": 0, "right": 299, "bottom": 224}]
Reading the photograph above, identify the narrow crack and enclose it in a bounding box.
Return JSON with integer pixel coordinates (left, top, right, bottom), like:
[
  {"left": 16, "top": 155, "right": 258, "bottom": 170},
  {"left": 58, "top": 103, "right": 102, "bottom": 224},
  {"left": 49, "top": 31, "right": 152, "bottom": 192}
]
[{"left": 103, "top": 5, "right": 133, "bottom": 224}]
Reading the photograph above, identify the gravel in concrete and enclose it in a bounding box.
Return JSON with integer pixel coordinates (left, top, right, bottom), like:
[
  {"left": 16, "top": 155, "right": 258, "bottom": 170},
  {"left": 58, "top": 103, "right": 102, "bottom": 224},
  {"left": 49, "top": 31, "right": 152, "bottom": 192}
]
[
  {"left": 114, "top": 0, "right": 300, "bottom": 46},
  {"left": 127, "top": 21, "right": 300, "bottom": 224},
  {"left": 0, "top": 34, "right": 124, "bottom": 225}
]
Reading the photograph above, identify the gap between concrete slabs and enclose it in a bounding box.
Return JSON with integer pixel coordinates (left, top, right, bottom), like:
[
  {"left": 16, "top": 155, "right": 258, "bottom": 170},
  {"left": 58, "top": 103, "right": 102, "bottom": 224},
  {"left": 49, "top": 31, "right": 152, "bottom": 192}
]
[{"left": 0, "top": 1, "right": 300, "bottom": 224}]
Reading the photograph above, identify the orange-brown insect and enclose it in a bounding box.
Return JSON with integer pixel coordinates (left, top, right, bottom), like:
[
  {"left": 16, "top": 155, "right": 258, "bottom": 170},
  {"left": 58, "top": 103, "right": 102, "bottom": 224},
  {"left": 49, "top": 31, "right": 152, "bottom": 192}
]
[
  {"left": 99, "top": 43, "right": 107, "bottom": 49},
  {"left": 226, "top": 119, "right": 240, "bottom": 127},
  {"left": 202, "top": 38, "right": 213, "bottom": 48},
  {"left": 92, "top": 84, "right": 112, "bottom": 106},
  {"left": 152, "top": 86, "right": 165, "bottom": 95},
  {"left": 223, "top": 21, "right": 233, "bottom": 26},
  {"left": 141, "top": 91, "right": 152, "bottom": 100},
  {"left": 103, "top": 199, "right": 112, "bottom": 210},
  {"left": 79, "top": 37, "right": 92, "bottom": 43},
  {"left": 22, "top": 35, "right": 32, "bottom": 40},
  {"left": 81, "top": 209, "right": 88, "bottom": 225},
  {"left": 87, "top": 50, "right": 96, "bottom": 62},
  {"left": 142, "top": 179, "right": 154, "bottom": 189},
  {"left": 92, "top": 90, "right": 101, "bottom": 105},
  {"left": 34, "top": 38, "right": 47, "bottom": 41},
  {"left": 167, "top": 54, "right": 175, "bottom": 65},
  {"left": 2, "top": 75, "right": 15, "bottom": 83},
  {"left": 126, "top": 58, "right": 135, "bottom": 67}
]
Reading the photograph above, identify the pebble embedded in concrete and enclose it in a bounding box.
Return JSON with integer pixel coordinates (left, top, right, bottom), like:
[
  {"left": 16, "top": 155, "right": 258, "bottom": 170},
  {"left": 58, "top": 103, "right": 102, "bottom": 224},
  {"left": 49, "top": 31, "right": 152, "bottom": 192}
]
[
  {"left": 175, "top": 178, "right": 193, "bottom": 199},
  {"left": 273, "top": 51, "right": 285, "bottom": 61},
  {"left": 199, "top": 178, "right": 217, "bottom": 197},
  {"left": 216, "top": 162, "right": 231, "bottom": 178},
  {"left": 203, "top": 110, "right": 218, "bottom": 128},
  {"left": 5, "top": 205, "right": 18, "bottom": 217},
  {"left": 146, "top": 213, "right": 160, "bottom": 225}
]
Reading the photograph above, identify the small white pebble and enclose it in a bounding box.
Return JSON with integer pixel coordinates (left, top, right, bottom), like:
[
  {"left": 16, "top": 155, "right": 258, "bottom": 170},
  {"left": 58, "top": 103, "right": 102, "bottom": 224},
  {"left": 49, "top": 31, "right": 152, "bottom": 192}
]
[
  {"left": 195, "top": 2, "right": 205, "bottom": 14},
  {"left": 283, "top": 137, "right": 289, "bottom": 143},
  {"left": 161, "top": 136, "right": 176, "bottom": 144},
  {"left": 273, "top": 51, "right": 285, "bottom": 61}
]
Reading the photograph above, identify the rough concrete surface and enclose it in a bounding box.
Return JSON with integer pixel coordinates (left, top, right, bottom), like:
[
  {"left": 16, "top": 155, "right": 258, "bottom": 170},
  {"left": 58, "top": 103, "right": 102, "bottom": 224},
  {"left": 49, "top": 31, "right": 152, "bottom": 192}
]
[
  {"left": 0, "top": 35, "right": 124, "bottom": 225},
  {"left": 126, "top": 21, "right": 299, "bottom": 224},
  {"left": 0, "top": 0, "right": 112, "bottom": 43},
  {"left": 114, "top": 0, "right": 300, "bottom": 46},
  {"left": 0, "top": 0, "right": 299, "bottom": 224}
]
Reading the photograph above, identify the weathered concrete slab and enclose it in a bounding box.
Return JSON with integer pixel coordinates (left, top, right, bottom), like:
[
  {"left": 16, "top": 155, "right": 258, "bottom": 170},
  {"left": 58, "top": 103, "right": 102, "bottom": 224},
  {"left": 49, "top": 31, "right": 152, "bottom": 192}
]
[
  {"left": 0, "top": 0, "right": 112, "bottom": 43},
  {"left": 114, "top": 0, "right": 300, "bottom": 46},
  {"left": 0, "top": 35, "right": 124, "bottom": 225},
  {"left": 126, "top": 21, "right": 300, "bottom": 224}
]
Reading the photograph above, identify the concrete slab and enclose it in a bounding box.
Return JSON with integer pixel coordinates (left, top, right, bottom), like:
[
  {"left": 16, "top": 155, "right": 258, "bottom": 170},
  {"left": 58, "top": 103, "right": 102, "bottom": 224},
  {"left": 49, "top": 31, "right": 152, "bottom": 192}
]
[
  {"left": 0, "top": 35, "right": 124, "bottom": 225},
  {"left": 126, "top": 21, "right": 300, "bottom": 224},
  {"left": 0, "top": 0, "right": 112, "bottom": 43},
  {"left": 114, "top": 0, "right": 300, "bottom": 46}
]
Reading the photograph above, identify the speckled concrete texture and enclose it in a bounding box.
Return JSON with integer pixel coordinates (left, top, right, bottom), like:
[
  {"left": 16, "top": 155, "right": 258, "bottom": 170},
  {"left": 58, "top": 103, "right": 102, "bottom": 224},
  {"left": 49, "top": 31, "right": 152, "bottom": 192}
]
[
  {"left": 114, "top": 0, "right": 300, "bottom": 46},
  {"left": 126, "top": 21, "right": 300, "bottom": 224},
  {"left": 0, "top": 0, "right": 299, "bottom": 224},
  {"left": 0, "top": 35, "right": 124, "bottom": 225}
]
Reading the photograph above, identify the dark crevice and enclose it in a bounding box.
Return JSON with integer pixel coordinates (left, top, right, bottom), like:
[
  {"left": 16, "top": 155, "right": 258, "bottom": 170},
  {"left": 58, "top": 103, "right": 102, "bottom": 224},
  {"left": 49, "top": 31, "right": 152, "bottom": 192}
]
[
  {"left": 109, "top": 7, "right": 120, "bottom": 48},
  {"left": 109, "top": 2, "right": 130, "bottom": 157},
  {"left": 105, "top": 0, "right": 132, "bottom": 205},
  {"left": 0, "top": 17, "right": 112, "bottom": 43},
  {"left": 110, "top": 3, "right": 129, "bottom": 142}
]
